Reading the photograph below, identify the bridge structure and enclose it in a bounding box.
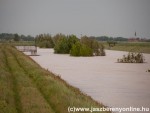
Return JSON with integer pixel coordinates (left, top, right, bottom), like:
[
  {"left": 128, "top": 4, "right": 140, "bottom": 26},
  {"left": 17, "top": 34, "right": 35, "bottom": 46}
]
[{"left": 16, "top": 46, "right": 37, "bottom": 55}]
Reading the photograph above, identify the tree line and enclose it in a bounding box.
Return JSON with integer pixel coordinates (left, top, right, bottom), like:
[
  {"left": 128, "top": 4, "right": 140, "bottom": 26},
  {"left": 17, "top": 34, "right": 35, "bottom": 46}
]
[
  {"left": 35, "top": 33, "right": 105, "bottom": 56},
  {"left": 91, "top": 36, "right": 128, "bottom": 41},
  {"left": 0, "top": 33, "right": 34, "bottom": 41},
  {"left": 92, "top": 36, "right": 150, "bottom": 42}
]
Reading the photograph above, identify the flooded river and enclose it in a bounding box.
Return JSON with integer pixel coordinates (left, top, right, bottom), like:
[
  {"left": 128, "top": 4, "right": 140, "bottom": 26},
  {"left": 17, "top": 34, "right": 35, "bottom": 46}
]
[{"left": 26, "top": 48, "right": 150, "bottom": 113}]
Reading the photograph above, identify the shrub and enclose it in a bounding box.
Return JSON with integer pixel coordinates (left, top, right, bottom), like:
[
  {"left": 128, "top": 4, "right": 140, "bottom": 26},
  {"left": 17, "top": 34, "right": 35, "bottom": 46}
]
[
  {"left": 53, "top": 33, "right": 66, "bottom": 45},
  {"left": 70, "top": 42, "right": 93, "bottom": 56},
  {"left": 81, "top": 36, "right": 105, "bottom": 56},
  {"left": 54, "top": 37, "right": 70, "bottom": 54},
  {"left": 92, "top": 40, "right": 105, "bottom": 56},
  {"left": 107, "top": 41, "right": 117, "bottom": 48},
  {"left": 38, "top": 40, "right": 54, "bottom": 48},
  {"left": 53, "top": 34, "right": 105, "bottom": 57},
  {"left": 80, "top": 36, "right": 93, "bottom": 48},
  {"left": 54, "top": 34, "right": 78, "bottom": 54},
  {"left": 70, "top": 42, "right": 81, "bottom": 56},
  {"left": 67, "top": 35, "right": 79, "bottom": 50},
  {"left": 80, "top": 44, "right": 93, "bottom": 56},
  {"left": 117, "top": 52, "right": 145, "bottom": 63},
  {"left": 35, "top": 34, "right": 54, "bottom": 48}
]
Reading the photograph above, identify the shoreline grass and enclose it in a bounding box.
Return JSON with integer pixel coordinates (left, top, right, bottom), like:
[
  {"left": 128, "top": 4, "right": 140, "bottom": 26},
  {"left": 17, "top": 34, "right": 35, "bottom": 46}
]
[
  {"left": 0, "top": 44, "right": 111, "bottom": 113},
  {"left": 2, "top": 50, "right": 23, "bottom": 113},
  {"left": 5, "top": 47, "right": 54, "bottom": 113},
  {"left": 102, "top": 42, "right": 150, "bottom": 54}
]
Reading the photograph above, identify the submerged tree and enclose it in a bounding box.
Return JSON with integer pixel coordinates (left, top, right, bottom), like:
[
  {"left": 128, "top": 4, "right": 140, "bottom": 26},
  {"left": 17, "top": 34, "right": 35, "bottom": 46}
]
[
  {"left": 92, "top": 40, "right": 105, "bottom": 56},
  {"left": 67, "top": 34, "right": 79, "bottom": 50},
  {"left": 80, "top": 36, "right": 105, "bottom": 56},
  {"left": 54, "top": 34, "right": 78, "bottom": 54},
  {"left": 54, "top": 37, "right": 69, "bottom": 54},
  {"left": 36, "top": 33, "right": 105, "bottom": 57},
  {"left": 70, "top": 42, "right": 93, "bottom": 56},
  {"left": 117, "top": 52, "right": 145, "bottom": 63}
]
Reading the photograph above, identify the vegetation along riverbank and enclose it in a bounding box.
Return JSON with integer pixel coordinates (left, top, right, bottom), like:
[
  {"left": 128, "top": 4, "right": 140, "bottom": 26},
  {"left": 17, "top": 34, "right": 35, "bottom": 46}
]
[{"left": 0, "top": 44, "right": 111, "bottom": 113}]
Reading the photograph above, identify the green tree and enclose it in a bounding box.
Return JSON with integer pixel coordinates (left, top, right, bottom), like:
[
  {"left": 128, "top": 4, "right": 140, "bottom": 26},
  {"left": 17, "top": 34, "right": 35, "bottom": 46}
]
[
  {"left": 80, "top": 44, "right": 93, "bottom": 56},
  {"left": 54, "top": 37, "right": 70, "bottom": 54},
  {"left": 80, "top": 36, "right": 93, "bottom": 48},
  {"left": 70, "top": 42, "right": 93, "bottom": 56},
  {"left": 35, "top": 34, "right": 54, "bottom": 48},
  {"left": 67, "top": 34, "right": 79, "bottom": 50},
  {"left": 53, "top": 34, "right": 79, "bottom": 54},
  {"left": 14, "top": 33, "right": 20, "bottom": 41},
  {"left": 92, "top": 40, "right": 105, "bottom": 56},
  {"left": 80, "top": 36, "right": 105, "bottom": 56},
  {"left": 53, "top": 33, "right": 66, "bottom": 46},
  {"left": 70, "top": 42, "right": 81, "bottom": 56}
]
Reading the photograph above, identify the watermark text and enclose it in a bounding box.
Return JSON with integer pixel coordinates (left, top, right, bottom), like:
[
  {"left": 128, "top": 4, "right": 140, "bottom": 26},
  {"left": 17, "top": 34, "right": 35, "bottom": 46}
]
[{"left": 68, "top": 106, "right": 150, "bottom": 112}]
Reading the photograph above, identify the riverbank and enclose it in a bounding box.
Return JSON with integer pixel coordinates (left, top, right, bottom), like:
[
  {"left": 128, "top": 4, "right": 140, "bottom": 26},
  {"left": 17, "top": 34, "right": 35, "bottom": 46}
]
[{"left": 0, "top": 44, "right": 110, "bottom": 113}]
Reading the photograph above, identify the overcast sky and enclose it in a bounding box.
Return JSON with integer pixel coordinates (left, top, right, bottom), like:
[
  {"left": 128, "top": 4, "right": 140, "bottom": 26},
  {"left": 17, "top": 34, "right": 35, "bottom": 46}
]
[{"left": 0, "top": 0, "right": 150, "bottom": 38}]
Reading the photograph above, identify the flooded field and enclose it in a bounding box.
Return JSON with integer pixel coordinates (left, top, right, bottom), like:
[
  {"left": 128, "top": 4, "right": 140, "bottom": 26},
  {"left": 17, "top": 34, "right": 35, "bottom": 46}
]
[{"left": 27, "top": 48, "right": 150, "bottom": 112}]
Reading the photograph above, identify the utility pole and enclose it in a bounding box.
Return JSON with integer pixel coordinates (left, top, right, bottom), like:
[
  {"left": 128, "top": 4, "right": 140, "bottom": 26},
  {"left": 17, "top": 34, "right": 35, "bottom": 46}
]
[{"left": 135, "top": 31, "right": 137, "bottom": 37}]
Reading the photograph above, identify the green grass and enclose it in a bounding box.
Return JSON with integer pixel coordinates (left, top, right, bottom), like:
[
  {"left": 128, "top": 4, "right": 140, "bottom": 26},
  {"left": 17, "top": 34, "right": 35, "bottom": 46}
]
[
  {"left": 102, "top": 42, "right": 150, "bottom": 54},
  {"left": 0, "top": 47, "right": 17, "bottom": 113},
  {"left": 0, "top": 44, "right": 111, "bottom": 113},
  {"left": 0, "top": 41, "right": 35, "bottom": 46},
  {"left": 3, "top": 47, "right": 23, "bottom": 113}
]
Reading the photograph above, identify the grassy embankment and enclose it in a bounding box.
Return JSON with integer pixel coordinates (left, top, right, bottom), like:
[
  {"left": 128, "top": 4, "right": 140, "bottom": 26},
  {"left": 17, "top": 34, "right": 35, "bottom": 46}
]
[
  {"left": 0, "top": 44, "right": 111, "bottom": 113},
  {"left": 103, "top": 42, "right": 150, "bottom": 54},
  {"left": 11, "top": 41, "right": 35, "bottom": 46}
]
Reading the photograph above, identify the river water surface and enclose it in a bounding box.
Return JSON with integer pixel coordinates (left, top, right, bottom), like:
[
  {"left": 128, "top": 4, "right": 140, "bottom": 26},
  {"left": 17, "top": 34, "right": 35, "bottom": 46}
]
[{"left": 26, "top": 48, "right": 150, "bottom": 113}]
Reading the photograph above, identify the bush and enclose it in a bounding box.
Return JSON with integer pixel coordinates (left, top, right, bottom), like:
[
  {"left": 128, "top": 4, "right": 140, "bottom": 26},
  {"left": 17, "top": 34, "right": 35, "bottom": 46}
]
[
  {"left": 53, "top": 34, "right": 105, "bottom": 57},
  {"left": 53, "top": 33, "right": 66, "bottom": 46},
  {"left": 81, "top": 36, "right": 93, "bottom": 48},
  {"left": 67, "top": 35, "right": 79, "bottom": 50},
  {"left": 70, "top": 42, "right": 81, "bottom": 56},
  {"left": 35, "top": 34, "right": 54, "bottom": 48},
  {"left": 80, "top": 44, "right": 93, "bottom": 56},
  {"left": 38, "top": 40, "right": 54, "bottom": 48},
  {"left": 81, "top": 36, "right": 105, "bottom": 56},
  {"left": 117, "top": 52, "right": 145, "bottom": 63},
  {"left": 92, "top": 41, "right": 105, "bottom": 56},
  {"left": 70, "top": 42, "right": 93, "bottom": 56},
  {"left": 54, "top": 34, "right": 78, "bottom": 54},
  {"left": 54, "top": 37, "right": 70, "bottom": 54}
]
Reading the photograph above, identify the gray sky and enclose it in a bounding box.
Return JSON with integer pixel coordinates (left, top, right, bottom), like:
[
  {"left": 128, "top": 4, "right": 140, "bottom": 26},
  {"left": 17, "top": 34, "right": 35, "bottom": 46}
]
[{"left": 0, "top": 0, "right": 150, "bottom": 38}]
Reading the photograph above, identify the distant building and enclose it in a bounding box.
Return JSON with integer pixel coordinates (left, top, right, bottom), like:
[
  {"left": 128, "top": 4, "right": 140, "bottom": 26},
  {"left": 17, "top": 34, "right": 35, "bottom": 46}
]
[
  {"left": 128, "top": 37, "right": 140, "bottom": 42},
  {"left": 128, "top": 31, "right": 140, "bottom": 42}
]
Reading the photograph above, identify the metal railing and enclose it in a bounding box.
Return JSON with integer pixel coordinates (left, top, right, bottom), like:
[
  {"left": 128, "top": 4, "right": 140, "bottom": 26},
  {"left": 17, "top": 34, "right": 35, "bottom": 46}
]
[{"left": 16, "top": 46, "right": 37, "bottom": 55}]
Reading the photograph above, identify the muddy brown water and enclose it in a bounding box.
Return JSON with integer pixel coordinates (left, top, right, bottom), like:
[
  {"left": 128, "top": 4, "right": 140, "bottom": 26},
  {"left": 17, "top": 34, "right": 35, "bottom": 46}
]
[{"left": 25, "top": 48, "right": 150, "bottom": 113}]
